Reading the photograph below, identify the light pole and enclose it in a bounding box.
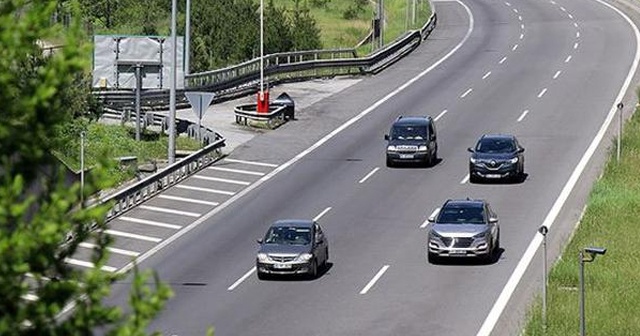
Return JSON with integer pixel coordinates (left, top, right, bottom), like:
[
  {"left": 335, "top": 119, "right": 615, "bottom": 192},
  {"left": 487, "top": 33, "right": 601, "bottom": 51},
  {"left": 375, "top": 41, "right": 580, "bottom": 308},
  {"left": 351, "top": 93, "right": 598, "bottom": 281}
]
[
  {"left": 579, "top": 246, "right": 607, "bottom": 336},
  {"left": 256, "top": 0, "right": 269, "bottom": 113},
  {"left": 185, "top": 0, "right": 191, "bottom": 75},
  {"left": 168, "top": 0, "right": 177, "bottom": 164},
  {"left": 538, "top": 225, "right": 549, "bottom": 332},
  {"left": 80, "top": 131, "right": 85, "bottom": 207}
]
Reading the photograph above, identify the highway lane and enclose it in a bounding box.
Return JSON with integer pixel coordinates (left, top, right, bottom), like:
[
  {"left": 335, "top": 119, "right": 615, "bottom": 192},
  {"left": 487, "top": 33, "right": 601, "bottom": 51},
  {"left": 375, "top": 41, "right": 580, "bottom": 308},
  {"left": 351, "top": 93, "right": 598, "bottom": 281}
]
[{"left": 100, "top": 0, "right": 639, "bottom": 335}]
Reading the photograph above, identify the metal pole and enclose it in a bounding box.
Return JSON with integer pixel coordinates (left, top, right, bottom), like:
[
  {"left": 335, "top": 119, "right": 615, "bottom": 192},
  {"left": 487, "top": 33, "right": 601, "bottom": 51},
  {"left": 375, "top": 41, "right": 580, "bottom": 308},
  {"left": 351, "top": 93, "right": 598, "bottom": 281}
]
[
  {"left": 198, "top": 95, "right": 202, "bottom": 146},
  {"left": 185, "top": 0, "right": 191, "bottom": 75},
  {"left": 260, "top": 0, "right": 264, "bottom": 94},
  {"left": 579, "top": 251, "right": 586, "bottom": 336},
  {"left": 135, "top": 64, "right": 142, "bottom": 141},
  {"left": 412, "top": 0, "right": 416, "bottom": 26},
  {"left": 542, "top": 231, "right": 548, "bottom": 332},
  {"left": 80, "top": 131, "right": 85, "bottom": 207},
  {"left": 168, "top": 0, "right": 177, "bottom": 164},
  {"left": 617, "top": 103, "right": 623, "bottom": 163}
]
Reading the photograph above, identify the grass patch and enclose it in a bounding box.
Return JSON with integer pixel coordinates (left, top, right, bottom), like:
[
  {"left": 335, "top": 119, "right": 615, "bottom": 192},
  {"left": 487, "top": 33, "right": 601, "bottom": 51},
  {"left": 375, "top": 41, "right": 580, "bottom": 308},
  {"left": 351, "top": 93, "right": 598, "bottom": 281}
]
[
  {"left": 276, "top": 0, "right": 431, "bottom": 50},
  {"left": 54, "top": 122, "right": 201, "bottom": 186},
  {"left": 522, "top": 106, "right": 640, "bottom": 335}
]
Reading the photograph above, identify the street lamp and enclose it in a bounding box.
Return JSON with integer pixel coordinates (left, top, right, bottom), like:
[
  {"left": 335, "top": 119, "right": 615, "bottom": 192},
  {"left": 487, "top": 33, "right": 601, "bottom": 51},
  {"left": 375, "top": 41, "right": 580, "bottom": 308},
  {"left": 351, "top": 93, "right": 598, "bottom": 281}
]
[
  {"left": 579, "top": 246, "right": 607, "bottom": 336},
  {"left": 168, "top": 0, "right": 177, "bottom": 164},
  {"left": 80, "top": 131, "right": 85, "bottom": 207}
]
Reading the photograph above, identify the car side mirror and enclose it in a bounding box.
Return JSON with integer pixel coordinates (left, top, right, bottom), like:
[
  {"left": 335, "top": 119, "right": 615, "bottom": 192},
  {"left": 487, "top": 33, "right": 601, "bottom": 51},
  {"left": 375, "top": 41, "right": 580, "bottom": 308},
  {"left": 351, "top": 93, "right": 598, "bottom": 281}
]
[
  {"left": 518, "top": 147, "right": 525, "bottom": 153},
  {"left": 489, "top": 217, "right": 498, "bottom": 224},
  {"left": 257, "top": 239, "right": 263, "bottom": 244},
  {"left": 384, "top": 134, "right": 389, "bottom": 140},
  {"left": 427, "top": 215, "right": 436, "bottom": 223},
  {"left": 467, "top": 147, "right": 474, "bottom": 153}
]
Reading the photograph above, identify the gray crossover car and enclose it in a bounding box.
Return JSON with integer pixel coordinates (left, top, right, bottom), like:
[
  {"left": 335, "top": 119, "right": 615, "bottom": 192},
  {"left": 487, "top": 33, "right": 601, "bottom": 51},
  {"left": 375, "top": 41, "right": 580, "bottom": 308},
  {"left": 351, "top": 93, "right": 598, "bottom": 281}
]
[
  {"left": 256, "top": 219, "right": 329, "bottom": 279},
  {"left": 427, "top": 199, "right": 500, "bottom": 263}
]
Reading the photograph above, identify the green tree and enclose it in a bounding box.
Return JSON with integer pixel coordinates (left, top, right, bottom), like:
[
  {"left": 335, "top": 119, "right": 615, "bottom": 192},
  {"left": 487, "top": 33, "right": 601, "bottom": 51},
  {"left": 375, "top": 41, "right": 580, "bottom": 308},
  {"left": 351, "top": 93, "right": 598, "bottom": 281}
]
[
  {"left": 264, "top": 0, "right": 293, "bottom": 55},
  {"left": 0, "top": 1, "right": 171, "bottom": 334},
  {"left": 290, "top": 0, "right": 322, "bottom": 51}
]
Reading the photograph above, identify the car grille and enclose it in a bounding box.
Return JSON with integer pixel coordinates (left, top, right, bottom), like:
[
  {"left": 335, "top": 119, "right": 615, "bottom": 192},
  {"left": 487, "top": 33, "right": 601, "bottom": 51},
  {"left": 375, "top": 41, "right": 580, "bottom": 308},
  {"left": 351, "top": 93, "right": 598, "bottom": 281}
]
[
  {"left": 479, "top": 161, "right": 504, "bottom": 170},
  {"left": 441, "top": 237, "right": 474, "bottom": 248},
  {"left": 396, "top": 145, "right": 418, "bottom": 152},
  {"left": 269, "top": 255, "right": 296, "bottom": 262}
]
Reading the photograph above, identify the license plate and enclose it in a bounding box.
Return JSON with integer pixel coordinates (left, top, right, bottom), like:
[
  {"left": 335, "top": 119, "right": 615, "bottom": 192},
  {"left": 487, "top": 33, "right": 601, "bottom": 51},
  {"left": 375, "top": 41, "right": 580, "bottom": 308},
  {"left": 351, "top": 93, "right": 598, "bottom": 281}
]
[
  {"left": 449, "top": 250, "right": 466, "bottom": 255},
  {"left": 273, "top": 263, "right": 291, "bottom": 269},
  {"left": 399, "top": 154, "right": 414, "bottom": 159},
  {"left": 485, "top": 174, "right": 501, "bottom": 179}
]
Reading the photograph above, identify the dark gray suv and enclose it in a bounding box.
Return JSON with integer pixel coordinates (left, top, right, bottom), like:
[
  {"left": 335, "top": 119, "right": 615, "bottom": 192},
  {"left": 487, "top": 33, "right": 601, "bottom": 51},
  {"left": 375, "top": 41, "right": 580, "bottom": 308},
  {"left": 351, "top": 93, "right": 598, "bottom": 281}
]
[
  {"left": 256, "top": 220, "right": 329, "bottom": 279},
  {"left": 385, "top": 116, "right": 438, "bottom": 167}
]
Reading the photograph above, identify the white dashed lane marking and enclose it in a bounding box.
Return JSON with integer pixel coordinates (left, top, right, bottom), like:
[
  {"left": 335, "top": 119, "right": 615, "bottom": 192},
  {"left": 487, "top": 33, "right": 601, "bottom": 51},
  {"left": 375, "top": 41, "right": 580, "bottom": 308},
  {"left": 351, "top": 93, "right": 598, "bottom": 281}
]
[
  {"left": 314, "top": 207, "right": 332, "bottom": 221},
  {"left": 176, "top": 184, "right": 236, "bottom": 196},
  {"left": 421, "top": 208, "right": 440, "bottom": 228},
  {"left": 499, "top": 56, "right": 507, "bottom": 64},
  {"left": 538, "top": 88, "right": 548, "bottom": 98},
  {"left": 435, "top": 109, "right": 448, "bottom": 121},
  {"left": 193, "top": 175, "right": 251, "bottom": 186},
  {"left": 565, "top": 55, "right": 573, "bottom": 63},
  {"left": 223, "top": 158, "right": 278, "bottom": 167},
  {"left": 512, "top": 44, "right": 518, "bottom": 51},
  {"left": 553, "top": 70, "right": 562, "bottom": 79},
  {"left": 359, "top": 167, "right": 380, "bottom": 184},
  {"left": 360, "top": 265, "right": 390, "bottom": 294},
  {"left": 460, "top": 174, "right": 470, "bottom": 184},
  {"left": 158, "top": 194, "right": 219, "bottom": 206},
  {"left": 228, "top": 267, "right": 256, "bottom": 291},
  {"left": 119, "top": 216, "right": 183, "bottom": 230},
  {"left": 79, "top": 242, "right": 140, "bottom": 257},
  {"left": 461, "top": 88, "right": 473, "bottom": 98},
  {"left": 65, "top": 258, "right": 117, "bottom": 272},
  {"left": 482, "top": 71, "right": 491, "bottom": 80},
  {"left": 139, "top": 205, "right": 201, "bottom": 218},
  {"left": 105, "top": 229, "right": 162, "bottom": 243},
  {"left": 517, "top": 110, "right": 529, "bottom": 122},
  {"left": 208, "top": 166, "right": 265, "bottom": 176}
]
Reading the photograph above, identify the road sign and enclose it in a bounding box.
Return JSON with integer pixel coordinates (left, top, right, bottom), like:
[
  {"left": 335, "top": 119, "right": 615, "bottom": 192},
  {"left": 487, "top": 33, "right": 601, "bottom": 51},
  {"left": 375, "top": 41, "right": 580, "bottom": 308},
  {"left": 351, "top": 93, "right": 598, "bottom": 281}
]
[{"left": 185, "top": 91, "right": 215, "bottom": 120}]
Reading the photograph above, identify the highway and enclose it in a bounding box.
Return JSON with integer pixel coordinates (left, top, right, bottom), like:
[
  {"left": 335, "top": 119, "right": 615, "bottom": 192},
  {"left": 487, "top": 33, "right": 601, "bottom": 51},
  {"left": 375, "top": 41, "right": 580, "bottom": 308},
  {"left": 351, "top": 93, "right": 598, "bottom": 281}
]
[{"left": 101, "top": 0, "right": 639, "bottom": 335}]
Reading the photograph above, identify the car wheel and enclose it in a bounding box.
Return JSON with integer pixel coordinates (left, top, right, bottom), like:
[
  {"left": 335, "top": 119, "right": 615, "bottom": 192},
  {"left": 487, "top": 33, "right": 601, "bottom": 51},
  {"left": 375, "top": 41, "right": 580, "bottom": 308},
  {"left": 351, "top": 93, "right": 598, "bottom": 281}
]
[
  {"left": 386, "top": 157, "right": 394, "bottom": 168},
  {"left": 469, "top": 173, "right": 479, "bottom": 184},
  {"left": 308, "top": 259, "right": 318, "bottom": 279},
  {"left": 428, "top": 252, "right": 438, "bottom": 264}
]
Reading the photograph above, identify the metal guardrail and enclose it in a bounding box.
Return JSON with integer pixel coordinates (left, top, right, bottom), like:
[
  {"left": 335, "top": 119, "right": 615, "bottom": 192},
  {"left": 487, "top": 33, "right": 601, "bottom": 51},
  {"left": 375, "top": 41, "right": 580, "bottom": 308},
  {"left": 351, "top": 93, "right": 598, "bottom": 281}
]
[
  {"left": 99, "top": 138, "right": 225, "bottom": 220},
  {"left": 93, "top": 12, "right": 437, "bottom": 110}
]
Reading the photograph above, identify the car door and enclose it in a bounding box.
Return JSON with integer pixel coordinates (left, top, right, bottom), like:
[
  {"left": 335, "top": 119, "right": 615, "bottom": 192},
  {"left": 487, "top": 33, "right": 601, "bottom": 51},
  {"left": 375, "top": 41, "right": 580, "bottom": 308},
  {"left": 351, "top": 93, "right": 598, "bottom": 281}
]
[
  {"left": 314, "top": 223, "right": 327, "bottom": 263},
  {"left": 486, "top": 203, "right": 499, "bottom": 244},
  {"left": 428, "top": 120, "right": 437, "bottom": 157}
]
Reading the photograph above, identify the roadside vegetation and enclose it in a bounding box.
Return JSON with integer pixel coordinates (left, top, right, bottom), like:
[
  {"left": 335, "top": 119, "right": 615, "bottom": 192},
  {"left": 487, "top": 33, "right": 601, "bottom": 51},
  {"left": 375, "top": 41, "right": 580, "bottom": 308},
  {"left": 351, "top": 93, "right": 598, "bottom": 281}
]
[{"left": 523, "top": 101, "right": 640, "bottom": 335}]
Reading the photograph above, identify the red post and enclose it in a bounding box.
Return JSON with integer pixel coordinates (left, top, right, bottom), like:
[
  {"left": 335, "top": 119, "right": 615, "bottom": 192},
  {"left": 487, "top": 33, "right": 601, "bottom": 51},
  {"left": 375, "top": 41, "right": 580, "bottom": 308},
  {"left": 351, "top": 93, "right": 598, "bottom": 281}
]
[{"left": 257, "top": 90, "right": 270, "bottom": 113}]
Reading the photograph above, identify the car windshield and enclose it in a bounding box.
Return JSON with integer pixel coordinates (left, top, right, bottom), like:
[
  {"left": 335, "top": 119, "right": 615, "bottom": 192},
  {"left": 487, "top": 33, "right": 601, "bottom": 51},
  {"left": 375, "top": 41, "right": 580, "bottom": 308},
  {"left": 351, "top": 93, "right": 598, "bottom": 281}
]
[
  {"left": 263, "top": 226, "right": 311, "bottom": 245},
  {"left": 476, "top": 138, "right": 515, "bottom": 153},
  {"left": 437, "top": 205, "right": 486, "bottom": 224},
  {"left": 391, "top": 125, "right": 428, "bottom": 140}
]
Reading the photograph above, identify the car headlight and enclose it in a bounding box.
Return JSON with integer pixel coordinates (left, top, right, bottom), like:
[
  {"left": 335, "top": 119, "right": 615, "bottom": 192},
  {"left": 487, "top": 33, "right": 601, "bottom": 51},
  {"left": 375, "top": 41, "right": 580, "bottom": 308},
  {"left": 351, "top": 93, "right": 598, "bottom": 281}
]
[
  {"left": 430, "top": 231, "right": 443, "bottom": 239},
  {"left": 470, "top": 157, "right": 478, "bottom": 164},
  {"left": 296, "top": 253, "right": 313, "bottom": 262},
  {"left": 418, "top": 145, "right": 428, "bottom": 152},
  {"left": 508, "top": 157, "right": 519, "bottom": 164},
  {"left": 387, "top": 145, "right": 397, "bottom": 152},
  {"left": 257, "top": 253, "right": 269, "bottom": 262},
  {"left": 473, "top": 232, "right": 488, "bottom": 239}
]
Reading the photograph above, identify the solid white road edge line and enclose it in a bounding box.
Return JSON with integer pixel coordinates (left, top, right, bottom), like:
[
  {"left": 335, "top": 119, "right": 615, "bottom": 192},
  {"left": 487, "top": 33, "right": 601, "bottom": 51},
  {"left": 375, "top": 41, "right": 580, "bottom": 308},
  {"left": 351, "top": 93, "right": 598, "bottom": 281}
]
[
  {"left": 360, "top": 265, "right": 390, "bottom": 294},
  {"left": 228, "top": 267, "right": 256, "bottom": 291},
  {"left": 476, "top": 1, "right": 640, "bottom": 334},
  {"left": 59, "top": 0, "right": 475, "bottom": 317},
  {"left": 359, "top": 167, "right": 380, "bottom": 184},
  {"left": 314, "top": 207, "right": 332, "bottom": 222}
]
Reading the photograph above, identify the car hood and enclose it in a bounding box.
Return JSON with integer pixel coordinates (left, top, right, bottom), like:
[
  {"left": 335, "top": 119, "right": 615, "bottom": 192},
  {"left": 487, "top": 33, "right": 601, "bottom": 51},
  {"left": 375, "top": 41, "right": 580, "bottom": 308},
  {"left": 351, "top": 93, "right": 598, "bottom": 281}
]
[
  {"left": 259, "top": 244, "right": 311, "bottom": 255},
  {"left": 431, "top": 224, "right": 489, "bottom": 237},
  {"left": 472, "top": 152, "right": 516, "bottom": 160}
]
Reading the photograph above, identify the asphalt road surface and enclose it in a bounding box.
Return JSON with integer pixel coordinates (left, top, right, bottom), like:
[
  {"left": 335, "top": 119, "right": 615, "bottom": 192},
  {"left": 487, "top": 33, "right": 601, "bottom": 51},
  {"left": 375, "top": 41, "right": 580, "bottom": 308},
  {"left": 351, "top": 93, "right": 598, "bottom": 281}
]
[{"left": 101, "top": 0, "right": 640, "bottom": 335}]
